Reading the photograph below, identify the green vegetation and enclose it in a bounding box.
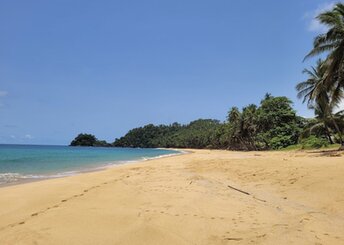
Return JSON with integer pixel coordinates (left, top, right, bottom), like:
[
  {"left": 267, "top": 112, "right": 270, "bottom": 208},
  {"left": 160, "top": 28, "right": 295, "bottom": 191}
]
[
  {"left": 112, "top": 94, "right": 303, "bottom": 150},
  {"left": 71, "top": 4, "right": 344, "bottom": 151},
  {"left": 300, "top": 135, "right": 329, "bottom": 149},
  {"left": 70, "top": 133, "right": 110, "bottom": 147},
  {"left": 113, "top": 120, "right": 222, "bottom": 149},
  {"left": 297, "top": 3, "right": 344, "bottom": 150},
  {"left": 70, "top": 91, "right": 342, "bottom": 150}
]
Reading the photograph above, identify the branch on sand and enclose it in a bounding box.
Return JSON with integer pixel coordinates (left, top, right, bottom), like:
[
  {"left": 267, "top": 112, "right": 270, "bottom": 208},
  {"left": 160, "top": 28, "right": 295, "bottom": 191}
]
[{"left": 227, "top": 185, "right": 267, "bottom": 202}]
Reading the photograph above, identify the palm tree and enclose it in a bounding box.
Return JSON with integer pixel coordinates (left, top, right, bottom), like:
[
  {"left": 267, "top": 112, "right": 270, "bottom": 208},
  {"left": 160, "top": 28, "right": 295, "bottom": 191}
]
[
  {"left": 227, "top": 107, "right": 243, "bottom": 149},
  {"left": 304, "top": 3, "right": 344, "bottom": 108},
  {"left": 227, "top": 107, "right": 241, "bottom": 125},
  {"left": 296, "top": 59, "right": 344, "bottom": 147},
  {"left": 241, "top": 104, "right": 258, "bottom": 150},
  {"left": 296, "top": 59, "right": 328, "bottom": 107},
  {"left": 300, "top": 105, "right": 341, "bottom": 144},
  {"left": 226, "top": 106, "right": 259, "bottom": 150}
]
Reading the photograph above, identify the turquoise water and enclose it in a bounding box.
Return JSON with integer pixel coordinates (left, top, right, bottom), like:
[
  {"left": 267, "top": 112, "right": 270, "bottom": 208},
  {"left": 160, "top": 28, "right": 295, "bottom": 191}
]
[{"left": 0, "top": 145, "right": 180, "bottom": 185}]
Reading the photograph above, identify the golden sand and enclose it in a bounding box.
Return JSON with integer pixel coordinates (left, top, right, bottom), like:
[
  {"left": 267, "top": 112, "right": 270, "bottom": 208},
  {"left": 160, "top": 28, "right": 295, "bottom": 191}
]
[{"left": 0, "top": 149, "right": 343, "bottom": 244}]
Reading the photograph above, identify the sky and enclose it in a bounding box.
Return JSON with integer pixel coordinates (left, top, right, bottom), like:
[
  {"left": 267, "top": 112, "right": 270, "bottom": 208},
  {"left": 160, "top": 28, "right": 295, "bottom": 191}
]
[{"left": 0, "top": 0, "right": 342, "bottom": 145}]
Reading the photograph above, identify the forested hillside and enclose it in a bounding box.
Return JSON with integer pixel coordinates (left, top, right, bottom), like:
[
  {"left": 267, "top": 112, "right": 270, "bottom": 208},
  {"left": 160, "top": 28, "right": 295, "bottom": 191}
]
[
  {"left": 112, "top": 94, "right": 307, "bottom": 150},
  {"left": 71, "top": 93, "right": 343, "bottom": 150},
  {"left": 113, "top": 119, "right": 221, "bottom": 149}
]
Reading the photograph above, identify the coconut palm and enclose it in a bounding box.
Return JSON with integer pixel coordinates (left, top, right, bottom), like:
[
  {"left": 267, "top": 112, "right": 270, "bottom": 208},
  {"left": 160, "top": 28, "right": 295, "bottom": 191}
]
[
  {"left": 227, "top": 107, "right": 241, "bottom": 125},
  {"left": 304, "top": 3, "right": 344, "bottom": 109},
  {"left": 296, "top": 59, "right": 344, "bottom": 147},
  {"left": 241, "top": 104, "right": 258, "bottom": 150},
  {"left": 300, "top": 105, "right": 341, "bottom": 144},
  {"left": 227, "top": 107, "right": 244, "bottom": 149},
  {"left": 296, "top": 59, "right": 328, "bottom": 108}
]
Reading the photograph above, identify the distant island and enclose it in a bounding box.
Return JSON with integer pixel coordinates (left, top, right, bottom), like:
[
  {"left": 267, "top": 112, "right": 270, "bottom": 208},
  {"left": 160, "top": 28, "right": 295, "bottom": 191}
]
[
  {"left": 70, "top": 93, "right": 342, "bottom": 150},
  {"left": 70, "top": 133, "right": 111, "bottom": 147}
]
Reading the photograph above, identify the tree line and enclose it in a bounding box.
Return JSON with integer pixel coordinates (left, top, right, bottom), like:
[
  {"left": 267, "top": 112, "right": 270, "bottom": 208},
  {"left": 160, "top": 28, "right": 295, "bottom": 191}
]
[
  {"left": 296, "top": 3, "right": 344, "bottom": 149},
  {"left": 112, "top": 94, "right": 304, "bottom": 150},
  {"left": 71, "top": 93, "right": 342, "bottom": 150}
]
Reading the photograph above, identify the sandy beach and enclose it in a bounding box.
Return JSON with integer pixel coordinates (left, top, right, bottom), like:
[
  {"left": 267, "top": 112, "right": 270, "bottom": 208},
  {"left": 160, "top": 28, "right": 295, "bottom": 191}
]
[{"left": 0, "top": 149, "right": 343, "bottom": 244}]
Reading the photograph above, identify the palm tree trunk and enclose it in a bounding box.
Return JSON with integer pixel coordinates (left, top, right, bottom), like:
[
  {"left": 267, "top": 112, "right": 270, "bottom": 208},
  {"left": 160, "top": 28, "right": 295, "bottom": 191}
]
[
  {"left": 325, "top": 126, "right": 334, "bottom": 144},
  {"left": 248, "top": 135, "right": 258, "bottom": 151},
  {"left": 330, "top": 114, "right": 344, "bottom": 150}
]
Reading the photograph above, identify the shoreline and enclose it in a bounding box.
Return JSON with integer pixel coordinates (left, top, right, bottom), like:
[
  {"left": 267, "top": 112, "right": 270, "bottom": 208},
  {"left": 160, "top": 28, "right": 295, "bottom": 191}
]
[
  {"left": 0, "top": 148, "right": 186, "bottom": 188},
  {"left": 0, "top": 149, "right": 343, "bottom": 244}
]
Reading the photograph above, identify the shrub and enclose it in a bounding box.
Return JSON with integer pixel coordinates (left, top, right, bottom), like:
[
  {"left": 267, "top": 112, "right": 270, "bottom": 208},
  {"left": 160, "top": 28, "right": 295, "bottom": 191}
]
[
  {"left": 269, "top": 135, "right": 295, "bottom": 149},
  {"left": 300, "top": 136, "right": 329, "bottom": 149}
]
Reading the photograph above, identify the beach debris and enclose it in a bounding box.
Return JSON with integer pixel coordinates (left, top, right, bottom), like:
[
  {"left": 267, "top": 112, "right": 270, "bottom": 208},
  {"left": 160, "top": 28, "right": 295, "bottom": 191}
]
[
  {"left": 224, "top": 237, "right": 243, "bottom": 241},
  {"left": 227, "top": 185, "right": 267, "bottom": 202},
  {"left": 227, "top": 185, "right": 250, "bottom": 195},
  {"left": 253, "top": 196, "right": 267, "bottom": 202}
]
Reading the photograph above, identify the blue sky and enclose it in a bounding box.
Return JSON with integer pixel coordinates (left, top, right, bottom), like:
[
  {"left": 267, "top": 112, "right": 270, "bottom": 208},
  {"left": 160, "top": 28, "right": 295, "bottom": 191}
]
[{"left": 0, "top": 0, "right": 341, "bottom": 145}]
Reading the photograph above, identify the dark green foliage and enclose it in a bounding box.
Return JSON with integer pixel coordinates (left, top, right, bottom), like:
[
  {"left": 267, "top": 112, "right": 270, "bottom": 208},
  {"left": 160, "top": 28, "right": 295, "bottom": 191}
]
[
  {"left": 113, "top": 119, "right": 222, "bottom": 149},
  {"left": 301, "top": 3, "right": 344, "bottom": 148},
  {"left": 70, "top": 133, "right": 110, "bottom": 147},
  {"left": 71, "top": 94, "right": 333, "bottom": 151},
  {"left": 113, "top": 94, "right": 304, "bottom": 150},
  {"left": 219, "top": 95, "right": 302, "bottom": 150},
  {"left": 300, "top": 136, "right": 329, "bottom": 149},
  {"left": 255, "top": 95, "right": 302, "bottom": 149}
]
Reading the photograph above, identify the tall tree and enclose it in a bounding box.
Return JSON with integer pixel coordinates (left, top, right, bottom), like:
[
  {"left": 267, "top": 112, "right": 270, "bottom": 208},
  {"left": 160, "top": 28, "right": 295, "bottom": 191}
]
[
  {"left": 226, "top": 107, "right": 245, "bottom": 150},
  {"left": 300, "top": 105, "right": 344, "bottom": 144},
  {"left": 241, "top": 104, "right": 258, "bottom": 150},
  {"left": 256, "top": 95, "right": 300, "bottom": 149},
  {"left": 304, "top": 3, "right": 344, "bottom": 105},
  {"left": 303, "top": 3, "right": 344, "bottom": 148},
  {"left": 297, "top": 59, "right": 344, "bottom": 147}
]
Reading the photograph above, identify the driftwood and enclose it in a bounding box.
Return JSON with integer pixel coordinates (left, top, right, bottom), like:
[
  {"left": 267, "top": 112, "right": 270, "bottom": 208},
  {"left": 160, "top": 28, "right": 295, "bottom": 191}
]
[
  {"left": 225, "top": 238, "right": 243, "bottom": 241},
  {"left": 252, "top": 196, "right": 267, "bottom": 202},
  {"left": 227, "top": 185, "right": 250, "bottom": 195},
  {"left": 227, "top": 185, "right": 267, "bottom": 202}
]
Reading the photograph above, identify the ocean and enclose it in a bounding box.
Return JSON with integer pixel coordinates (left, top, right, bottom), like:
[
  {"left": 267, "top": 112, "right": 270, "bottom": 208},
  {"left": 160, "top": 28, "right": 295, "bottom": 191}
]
[{"left": 0, "top": 144, "right": 181, "bottom": 185}]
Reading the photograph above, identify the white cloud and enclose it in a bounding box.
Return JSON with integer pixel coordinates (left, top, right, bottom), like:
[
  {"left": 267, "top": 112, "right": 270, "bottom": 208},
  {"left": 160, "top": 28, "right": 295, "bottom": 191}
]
[
  {"left": 0, "top": 91, "right": 8, "bottom": 108},
  {"left": 331, "top": 98, "right": 344, "bottom": 113},
  {"left": 304, "top": 2, "right": 335, "bottom": 33},
  {"left": 24, "top": 134, "right": 33, "bottom": 139},
  {"left": 337, "top": 100, "right": 344, "bottom": 112},
  {"left": 10, "top": 135, "right": 16, "bottom": 139},
  {"left": 0, "top": 90, "right": 8, "bottom": 97}
]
